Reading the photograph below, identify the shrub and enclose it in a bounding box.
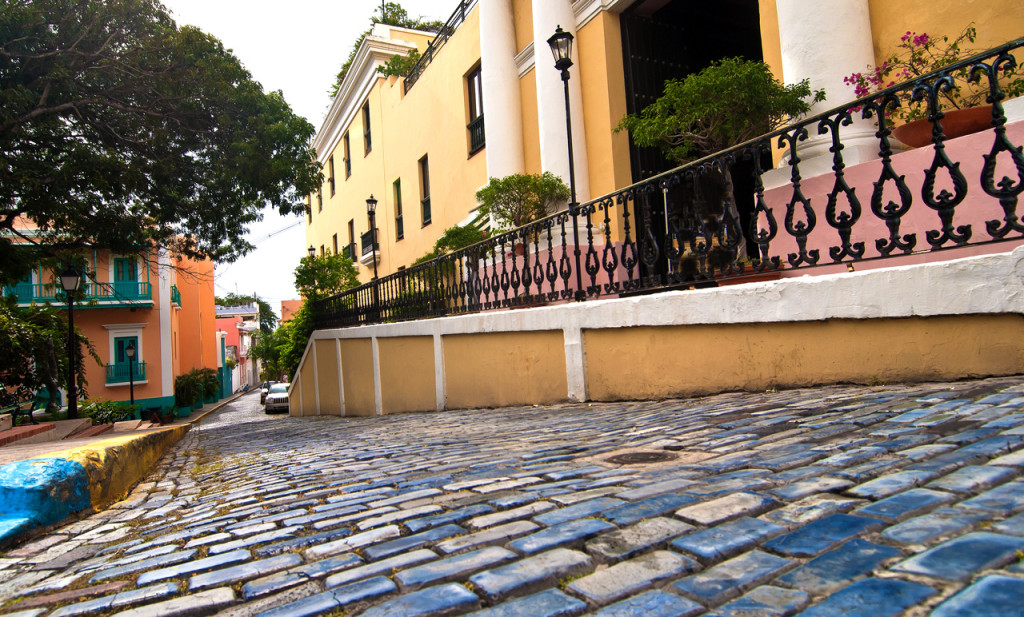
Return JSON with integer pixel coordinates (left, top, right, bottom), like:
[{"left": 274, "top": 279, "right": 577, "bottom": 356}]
[{"left": 81, "top": 399, "right": 136, "bottom": 424}]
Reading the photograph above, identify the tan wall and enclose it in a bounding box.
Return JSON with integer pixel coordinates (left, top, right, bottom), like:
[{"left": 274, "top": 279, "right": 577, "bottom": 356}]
[
  {"left": 585, "top": 316, "right": 1024, "bottom": 401},
  {"left": 314, "top": 339, "right": 341, "bottom": 415},
  {"left": 340, "top": 338, "right": 376, "bottom": 416},
  {"left": 378, "top": 336, "right": 436, "bottom": 413},
  {"left": 519, "top": 70, "right": 542, "bottom": 175},
  {"left": 512, "top": 0, "right": 533, "bottom": 54},
  {"left": 299, "top": 355, "right": 316, "bottom": 416},
  {"left": 443, "top": 331, "right": 568, "bottom": 409}
]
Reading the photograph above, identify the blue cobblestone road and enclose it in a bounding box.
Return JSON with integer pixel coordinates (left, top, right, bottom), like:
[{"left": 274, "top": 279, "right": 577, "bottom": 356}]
[{"left": 3, "top": 376, "right": 1024, "bottom": 616}]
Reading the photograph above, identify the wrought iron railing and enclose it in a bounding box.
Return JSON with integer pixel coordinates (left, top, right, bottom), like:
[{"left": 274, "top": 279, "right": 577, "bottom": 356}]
[
  {"left": 404, "top": 0, "right": 479, "bottom": 93},
  {"left": 468, "top": 114, "right": 485, "bottom": 154},
  {"left": 361, "top": 230, "right": 378, "bottom": 257},
  {"left": 106, "top": 361, "right": 146, "bottom": 384},
  {"left": 2, "top": 281, "right": 153, "bottom": 305},
  {"left": 315, "top": 37, "right": 1024, "bottom": 330}
]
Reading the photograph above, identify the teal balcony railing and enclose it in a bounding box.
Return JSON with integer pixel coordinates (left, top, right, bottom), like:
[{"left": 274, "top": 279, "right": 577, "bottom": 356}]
[
  {"left": 1, "top": 281, "right": 152, "bottom": 305},
  {"left": 170, "top": 284, "right": 181, "bottom": 306},
  {"left": 106, "top": 361, "right": 146, "bottom": 384}
]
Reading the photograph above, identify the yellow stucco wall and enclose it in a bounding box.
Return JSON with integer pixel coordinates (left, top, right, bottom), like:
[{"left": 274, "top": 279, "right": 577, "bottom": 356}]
[
  {"left": 443, "top": 331, "right": 568, "bottom": 409},
  {"left": 378, "top": 336, "right": 436, "bottom": 413},
  {"left": 314, "top": 339, "right": 341, "bottom": 415},
  {"left": 299, "top": 353, "right": 317, "bottom": 416},
  {"left": 340, "top": 338, "right": 376, "bottom": 416},
  {"left": 512, "top": 0, "right": 533, "bottom": 54},
  {"left": 585, "top": 315, "right": 1024, "bottom": 401},
  {"left": 519, "top": 70, "right": 542, "bottom": 175}
]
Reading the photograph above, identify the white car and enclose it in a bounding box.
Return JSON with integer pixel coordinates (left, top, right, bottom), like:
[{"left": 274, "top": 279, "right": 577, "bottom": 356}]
[{"left": 264, "top": 383, "right": 290, "bottom": 414}]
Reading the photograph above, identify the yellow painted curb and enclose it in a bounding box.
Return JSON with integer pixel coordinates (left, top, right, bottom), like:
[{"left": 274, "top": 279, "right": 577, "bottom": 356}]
[{"left": 31, "top": 425, "right": 190, "bottom": 509}]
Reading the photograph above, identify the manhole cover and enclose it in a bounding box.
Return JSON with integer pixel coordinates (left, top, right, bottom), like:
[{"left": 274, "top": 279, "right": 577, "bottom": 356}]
[{"left": 604, "top": 451, "right": 679, "bottom": 465}]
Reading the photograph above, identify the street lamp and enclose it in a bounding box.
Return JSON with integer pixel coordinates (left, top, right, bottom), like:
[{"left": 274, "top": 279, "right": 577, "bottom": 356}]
[
  {"left": 59, "top": 265, "right": 81, "bottom": 419},
  {"left": 366, "top": 194, "right": 381, "bottom": 321},
  {"left": 308, "top": 245, "right": 316, "bottom": 259},
  {"left": 125, "top": 340, "right": 136, "bottom": 405},
  {"left": 548, "top": 25, "right": 577, "bottom": 206}
]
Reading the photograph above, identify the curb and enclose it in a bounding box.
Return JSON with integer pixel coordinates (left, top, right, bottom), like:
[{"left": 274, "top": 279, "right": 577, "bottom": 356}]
[{"left": 0, "top": 391, "right": 247, "bottom": 548}]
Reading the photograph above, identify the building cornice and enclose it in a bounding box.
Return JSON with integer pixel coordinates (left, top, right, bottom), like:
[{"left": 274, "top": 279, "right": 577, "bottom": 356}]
[
  {"left": 573, "top": 0, "right": 634, "bottom": 29},
  {"left": 312, "top": 30, "right": 421, "bottom": 164},
  {"left": 514, "top": 42, "right": 535, "bottom": 78}
]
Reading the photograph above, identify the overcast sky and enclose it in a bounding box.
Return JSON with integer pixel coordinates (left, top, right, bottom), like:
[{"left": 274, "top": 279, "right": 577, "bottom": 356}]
[{"left": 159, "top": 0, "right": 456, "bottom": 313}]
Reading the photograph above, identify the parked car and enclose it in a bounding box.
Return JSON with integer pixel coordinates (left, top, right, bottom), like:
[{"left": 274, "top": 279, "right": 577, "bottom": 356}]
[
  {"left": 264, "top": 383, "right": 290, "bottom": 414},
  {"left": 259, "top": 381, "right": 277, "bottom": 404}
]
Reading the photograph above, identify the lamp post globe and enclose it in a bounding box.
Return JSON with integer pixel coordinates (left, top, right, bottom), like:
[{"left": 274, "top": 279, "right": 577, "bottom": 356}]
[{"left": 59, "top": 265, "right": 82, "bottom": 419}]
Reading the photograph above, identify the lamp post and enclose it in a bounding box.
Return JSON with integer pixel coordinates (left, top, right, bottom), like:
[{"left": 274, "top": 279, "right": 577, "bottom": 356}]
[
  {"left": 125, "top": 340, "right": 136, "bottom": 405},
  {"left": 548, "top": 25, "right": 586, "bottom": 299},
  {"left": 59, "top": 266, "right": 81, "bottom": 419},
  {"left": 547, "top": 25, "right": 577, "bottom": 207},
  {"left": 366, "top": 194, "right": 380, "bottom": 321},
  {"left": 308, "top": 245, "right": 316, "bottom": 259}
]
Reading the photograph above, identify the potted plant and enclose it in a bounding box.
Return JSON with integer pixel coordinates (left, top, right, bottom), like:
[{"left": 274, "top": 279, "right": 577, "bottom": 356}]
[
  {"left": 174, "top": 372, "right": 200, "bottom": 415},
  {"left": 844, "top": 25, "right": 1024, "bottom": 147},
  {"left": 475, "top": 172, "right": 570, "bottom": 254},
  {"left": 198, "top": 367, "right": 220, "bottom": 404},
  {"left": 617, "top": 57, "right": 824, "bottom": 270}
]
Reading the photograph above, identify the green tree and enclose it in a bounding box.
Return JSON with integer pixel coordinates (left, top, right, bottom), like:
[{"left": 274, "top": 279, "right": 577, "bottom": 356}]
[
  {"left": 294, "top": 251, "right": 360, "bottom": 303},
  {"left": 617, "top": 57, "right": 824, "bottom": 163},
  {"left": 215, "top": 293, "right": 278, "bottom": 332},
  {"left": 475, "top": 173, "right": 570, "bottom": 233},
  {"left": 0, "top": 0, "right": 322, "bottom": 284},
  {"left": 0, "top": 298, "right": 99, "bottom": 414},
  {"left": 329, "top": 2, "right": 444, "bottom": 96}
]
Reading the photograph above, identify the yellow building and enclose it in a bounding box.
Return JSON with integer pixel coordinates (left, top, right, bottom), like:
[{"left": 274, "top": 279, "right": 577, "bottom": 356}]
[{"left": 306, "top": 0, "right": 1023, "bottom": 281}]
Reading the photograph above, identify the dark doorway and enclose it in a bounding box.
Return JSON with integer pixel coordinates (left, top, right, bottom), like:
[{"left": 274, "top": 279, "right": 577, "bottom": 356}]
[{"left": 619, "top": 0, "right": 764, "bottom": 283}]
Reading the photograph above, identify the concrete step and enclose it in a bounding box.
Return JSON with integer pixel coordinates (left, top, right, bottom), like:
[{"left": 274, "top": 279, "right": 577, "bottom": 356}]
[
  {"left": 71, "top": 424, "right": 113, "bottom": 439},
  {"left": 0, "top": 423, "right": 58, "bottom": 448},
  {"left": 54, "top": 418, "right": 94, "bottom": 440}
]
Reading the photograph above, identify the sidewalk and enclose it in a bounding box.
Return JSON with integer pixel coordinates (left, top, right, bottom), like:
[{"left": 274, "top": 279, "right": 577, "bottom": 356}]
[{"left": 0, "top": 391, "right": 251, "bottom": 548}]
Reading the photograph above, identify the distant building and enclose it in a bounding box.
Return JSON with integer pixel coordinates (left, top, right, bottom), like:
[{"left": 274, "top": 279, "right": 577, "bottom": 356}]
[
  {"left": 215, "top": 304, "right": 261, "bottom": 388},
  {"left": 280, "top": 300, "right": 302, "bottom": 324}
]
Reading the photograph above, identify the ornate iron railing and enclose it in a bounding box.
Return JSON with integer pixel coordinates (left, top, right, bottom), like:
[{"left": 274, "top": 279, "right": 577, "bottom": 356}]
[
  {"left": 315, "top": 37, "right": 1024, "bottom": 330},
  {"left": 106, "top": 361, "right": 146, "bottom": 384},
  {"left": 404, "top": 0, "right": 479, "bottom": 93},
  {"left": 2, "top": 281, "right": 153, "bottom": 305}
]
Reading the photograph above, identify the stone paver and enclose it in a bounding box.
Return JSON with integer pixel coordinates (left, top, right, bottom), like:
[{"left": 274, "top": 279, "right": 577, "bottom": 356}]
[{"left": 4, "top": 378, "right": 1024, "bottom": 616}]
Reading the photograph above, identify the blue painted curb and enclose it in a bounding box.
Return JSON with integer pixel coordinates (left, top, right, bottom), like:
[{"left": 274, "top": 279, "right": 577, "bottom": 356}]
[{"left": 0, "top": 458, "right": 90, "bottom": 546}]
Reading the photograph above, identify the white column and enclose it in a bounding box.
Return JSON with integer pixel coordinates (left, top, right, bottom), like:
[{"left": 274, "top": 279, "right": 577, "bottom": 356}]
[
  {"left": 776, "top": 0, "right": 881, "bottom": 171},
  {"left": 157, "top": 249, "right": 173, "bottom": 400},
  {"left": 480, "top": 0, "right": 524, "bottom": 179},
  {"left": 532, "top": 0, "right": 591, "bottom": 203}
]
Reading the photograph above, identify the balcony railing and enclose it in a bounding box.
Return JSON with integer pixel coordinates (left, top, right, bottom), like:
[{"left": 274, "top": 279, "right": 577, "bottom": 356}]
[
  {"left": 404, "top": 0, "right": 478, "bottom": 92},
  {"left": 468, "top": 115, "right": 485, "bottom": 154},
  {"left": 344, "top": 242, "right": 358, "bottom": 261},
  {"left": 106, "top": 361, "right": 146, "bottom": 384},
  {"left": 2, "top": 281, "right": 153, "bottom": 306},
  {"left": 361, "top": 229, "right": 378, "bottom": 257},
  {"left": 170, "top": 284, "right": 181, "bottom": 307},
  {"left": 315, "top": 37, "right": 1024, "bottom": 330}
]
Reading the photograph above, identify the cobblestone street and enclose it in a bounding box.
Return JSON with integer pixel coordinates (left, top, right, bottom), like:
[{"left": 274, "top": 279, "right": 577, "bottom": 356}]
[{"left": 3, "top": 376, "right": 1024, "bottom": 616}]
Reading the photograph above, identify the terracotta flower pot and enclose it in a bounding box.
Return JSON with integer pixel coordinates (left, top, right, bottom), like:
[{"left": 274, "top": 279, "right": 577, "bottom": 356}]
[{"left": 893, "top": 105, "right": 993, "bottom": 148}]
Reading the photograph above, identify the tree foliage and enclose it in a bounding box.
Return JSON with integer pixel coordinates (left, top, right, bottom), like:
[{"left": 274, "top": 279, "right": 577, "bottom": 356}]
[
  {"left": 0, "top": 298, "right": 98, "bottom": 413},
  {"left": 329, "top": 2, "right": 443, "bottom": 96},
  {"left": 476, "top": 173, "right": 570, "bottom": 232},
  {"left": 0, "top": 0, "right": 322, "bottom": 282},
  {"left": 617, "top": 57, "right": 825, "bottom": 163},
  {"left": 215, "top": 293, "right": 277, "bottom": 332},
  {"left": 293, "top": 251, "right": 360, "bottom": 303}
]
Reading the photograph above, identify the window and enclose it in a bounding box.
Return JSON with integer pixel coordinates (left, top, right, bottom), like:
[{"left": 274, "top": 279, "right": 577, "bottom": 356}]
[
  {"left": 394, "top": 179, "right": 404, "bottom": 240},
  {"left": 332, "top": 233, "right": 338, "bottom": 254},
  {"left": 111, "top": 335, "right": 143, "bottom": 383},
  {"left": 343, "top": 133, "right": 351, "bottom": 178},
  {"left": 113, "top": 257, "right": 138, "bottom": 298},
  {"left": 419, "top": 155, "right": 431, "bottom": 226},
  {"left": 306, "top": 196, "right": 312, "bottom": 223},
  {"left": 362, "top": 103, "right": 372, "bottom": 155},
  {"left": 317, "top": 188, "right": 323, "bottom": 212},
  {"left": 320, "top": 245, "right": 325, "bottom": 256},
  {"left": 467, "top": 66, "right": 485, "bottom": 154},
  {"left": 328, "top": 155, "right": 336, "bottom": 195}
]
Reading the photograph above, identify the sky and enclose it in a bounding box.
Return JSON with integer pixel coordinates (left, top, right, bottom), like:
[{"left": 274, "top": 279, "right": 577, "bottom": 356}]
[{"left": 158, "top": 0, "right": 456, "bottom": 314}]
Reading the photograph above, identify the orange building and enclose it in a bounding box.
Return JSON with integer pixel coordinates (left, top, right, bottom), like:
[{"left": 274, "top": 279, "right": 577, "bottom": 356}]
[
  {"left": 2, "top": 239, "right": 220, "bottom": 410},
  {"left": 280, "top": 300, "right": 302, "bottom": 324}
]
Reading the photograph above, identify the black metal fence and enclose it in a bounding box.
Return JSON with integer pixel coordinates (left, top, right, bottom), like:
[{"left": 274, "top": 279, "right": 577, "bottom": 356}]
[
  {"left": 404, "top": 0, "right": 479, "bottom": 93},
  {"left": 315, "top": 37, "right": 1024, "bottom": 330}
]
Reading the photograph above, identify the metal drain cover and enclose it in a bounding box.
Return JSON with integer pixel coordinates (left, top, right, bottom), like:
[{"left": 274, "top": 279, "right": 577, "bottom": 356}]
[{"left": 603, "top": 451, "right": 679, "bottom": 465}]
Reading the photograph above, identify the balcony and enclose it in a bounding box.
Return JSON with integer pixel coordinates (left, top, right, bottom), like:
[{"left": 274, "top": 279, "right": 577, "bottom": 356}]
[
  {"left": 2, "top": 281, "right": 153, "bottom": 307},
  {"left": 468, "top": 115, "right": 485, "bottom": 155},
  {"left": 313, "top": 37, "right": 1024, "bottom": 330},
  {"left": 106, "top": 361, "right": 146, "bottom": 384},
  {"left": 343, "top": 242, "right": 358, "bottom": 262},
  {"left": 170, "top": 284, "right": 181, "bottom": 307},
  {"left": 360, "top": 229, "right": 379, "bottom": 267}
]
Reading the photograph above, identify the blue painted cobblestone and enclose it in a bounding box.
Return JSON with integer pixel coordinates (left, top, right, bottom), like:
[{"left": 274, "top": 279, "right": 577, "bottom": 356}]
[{"left": 4, "top": 377, "right": 1024, "bottom": 616}]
